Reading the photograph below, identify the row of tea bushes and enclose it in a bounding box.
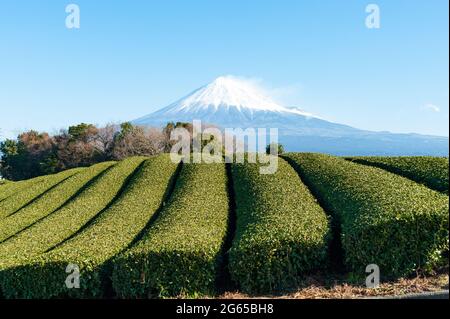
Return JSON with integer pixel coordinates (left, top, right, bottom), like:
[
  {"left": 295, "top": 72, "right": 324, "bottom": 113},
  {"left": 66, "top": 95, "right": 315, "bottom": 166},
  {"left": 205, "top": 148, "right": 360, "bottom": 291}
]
[
  {"left": 0, "top": 155, "right": 179, "bottom": 298},
  {"left": 346, "top": 156, "right": 449, "bottom": 194},
  {"left": 0, "top": 153, "right": 447, "bottom": 298},
  {"left": 229, "top": 157, "right": 330, "bottom": 294},
  {"left": 0, "top": 176, "right": 44, "bottom": 201},
  {"left": 0, "top": 168, "right": 83, "bottom": 219},
  {"left": 112, "top": 162, "right": 230, "bottom": 298},
  {"left": 0, "top": 157, "right": 146, "bottom": 298},
  {"left": 283, "top": 153, "right": 449, "bottom": 278},
  {"left": 0, "top": 162, "right": 115, "bottom": 243}
]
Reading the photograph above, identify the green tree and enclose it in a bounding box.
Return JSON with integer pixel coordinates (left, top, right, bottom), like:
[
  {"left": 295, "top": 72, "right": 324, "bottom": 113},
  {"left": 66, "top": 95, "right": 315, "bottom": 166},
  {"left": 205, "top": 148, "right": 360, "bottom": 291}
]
[
  {"left": 162, "top": 122, "right": 193, "bottom": 153},
  {"left": 68, "top": 123, "right": 98, "bottom": 142},
  {"left": 266, "top": 143, "right": 284, "bottom": 155},
  {"left": 0, "top": 131, "right": 54, "bottom": 180}
]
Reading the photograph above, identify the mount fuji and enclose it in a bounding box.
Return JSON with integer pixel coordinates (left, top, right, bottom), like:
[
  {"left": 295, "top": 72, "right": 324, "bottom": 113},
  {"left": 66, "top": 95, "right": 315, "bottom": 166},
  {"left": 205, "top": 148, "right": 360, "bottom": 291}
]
[{"left": 133, "top": 76, "right": 449, "bottom": 156}]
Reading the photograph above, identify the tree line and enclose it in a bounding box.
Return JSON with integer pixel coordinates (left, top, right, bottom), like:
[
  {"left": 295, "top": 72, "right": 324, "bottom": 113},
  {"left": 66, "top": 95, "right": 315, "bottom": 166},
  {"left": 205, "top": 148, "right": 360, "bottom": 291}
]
[
  {"left": 0, "top": 122, "right": 192, "bottom": 181},
  {"left": 0, "top": 122, "right": 284, "bottom": 181}
]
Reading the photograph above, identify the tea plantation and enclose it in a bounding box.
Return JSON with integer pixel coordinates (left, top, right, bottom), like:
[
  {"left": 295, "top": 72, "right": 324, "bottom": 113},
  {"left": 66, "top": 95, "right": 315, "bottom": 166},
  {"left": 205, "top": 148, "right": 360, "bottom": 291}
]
[{"left": 0, "top": 153, "right": 448, "bottom": 298}]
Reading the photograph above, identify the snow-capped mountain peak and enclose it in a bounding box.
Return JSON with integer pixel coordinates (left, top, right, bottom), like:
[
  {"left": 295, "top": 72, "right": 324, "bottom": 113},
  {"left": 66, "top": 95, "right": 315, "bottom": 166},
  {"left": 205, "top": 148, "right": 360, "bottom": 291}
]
[
  {"left": 134, "top": 76, "right": 320, "bottom": 127},
  {"left": 144, "top": 75, "right": 316, "bottom": 118},
  {"left": 175, "top": 76, "right": 285, "bottom": 112}
]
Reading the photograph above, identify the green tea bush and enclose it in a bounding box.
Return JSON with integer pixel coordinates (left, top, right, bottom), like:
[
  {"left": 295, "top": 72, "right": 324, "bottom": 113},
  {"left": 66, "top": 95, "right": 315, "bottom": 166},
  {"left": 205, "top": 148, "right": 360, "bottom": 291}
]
[
  {"left": 112, "top": 162, "right": 229, "bottom": 298},
  {"left": 0, "top": 161, "right": 115, "bottom": 243},
  {"left": 0, "top": 155, "right": 179, "bottom": 298},
  {"left": 0, "top": 156, "right": 146, "bottom": 297},
  {"left": 0, "top": 182, "right": 20, "bottom": 201},
  {"left": 0, "top": 177, "right": 45, "bottom": 201},
  {"left": 0, "top": 168, "right": 83, "bottom": 219},
  {"left": 347, "top": 156, "right": 449, "bottom": 194},
  {"left": 229, "top": 157, "right": 330, "bottom": 294},
  {"left": 283, "top": 153, "right": 449, "bottom": 278}
]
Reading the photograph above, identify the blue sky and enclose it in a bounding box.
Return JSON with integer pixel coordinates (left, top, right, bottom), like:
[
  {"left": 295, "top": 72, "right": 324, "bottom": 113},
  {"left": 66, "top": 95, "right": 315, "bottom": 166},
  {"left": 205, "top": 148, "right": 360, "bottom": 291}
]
[{"left": 0, "top": 0, "right": 448, "bottom": 138}]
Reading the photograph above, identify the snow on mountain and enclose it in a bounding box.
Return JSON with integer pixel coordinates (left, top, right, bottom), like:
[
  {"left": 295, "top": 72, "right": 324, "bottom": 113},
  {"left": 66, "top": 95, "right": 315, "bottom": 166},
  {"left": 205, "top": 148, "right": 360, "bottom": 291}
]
[
  {"left": 133, "top": 76, "right": 449, "bottom": 156},
  {"left": 134, "top": 76, "right": 321, "bottom": 127},
  {"left": 170, "top": 76, "right": 285, "bottom": 112}
]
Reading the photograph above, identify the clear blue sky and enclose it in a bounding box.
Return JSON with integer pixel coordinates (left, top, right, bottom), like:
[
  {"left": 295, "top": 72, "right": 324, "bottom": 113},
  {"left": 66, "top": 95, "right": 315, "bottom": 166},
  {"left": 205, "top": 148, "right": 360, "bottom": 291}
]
[{"left": 0, "top": 0, "right": 448, "bottom": 138}]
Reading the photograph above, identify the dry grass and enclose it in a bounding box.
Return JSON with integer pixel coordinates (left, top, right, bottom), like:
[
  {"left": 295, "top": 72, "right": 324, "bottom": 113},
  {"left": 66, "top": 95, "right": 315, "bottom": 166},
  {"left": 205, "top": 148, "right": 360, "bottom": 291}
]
[{"left": 216, "top": 273, "right": 449, "bottom": 299}]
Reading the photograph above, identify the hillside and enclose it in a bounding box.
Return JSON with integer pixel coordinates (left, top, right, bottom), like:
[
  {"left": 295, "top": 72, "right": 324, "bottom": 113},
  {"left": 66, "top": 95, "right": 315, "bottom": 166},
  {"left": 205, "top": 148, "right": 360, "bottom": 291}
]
[{"left": 0, "top": 154, "right": 448, "bottom": 298}]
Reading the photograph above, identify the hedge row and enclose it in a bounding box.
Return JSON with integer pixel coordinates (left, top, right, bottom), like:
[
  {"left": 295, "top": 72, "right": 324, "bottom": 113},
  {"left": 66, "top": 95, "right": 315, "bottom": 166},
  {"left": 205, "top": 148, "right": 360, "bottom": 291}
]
[
  {"left": 346, "top": 156, "right": 449, "bottom": 194},
  {"left": 229, "top": 156, "right": 330, "bottom": 294},
  {"left": 0, "top": 156, "right": 146, "bottom": 296},
  {"left": 0, "top": 180, "right": 10, "bottom": 186},
  {"left": 112, "top": 161, "right": 230, "bottom": 298},
  {"left": 283, "top": 153, "right": 449, "bottom": 278},
  {"left": 0, "top": 155, "right": 179, "bottom": 298},
  {"left": 0, "top": 168, "right": 84, "bottom": 219},
  {"left": 0, "top": 182, "right": 19, "bottom": 201},
  {"left": 0, "top": 161, "right": 115, "bottom": 243},
  {"left": 0, "top": 176, "right": 44, "bottom": 201}
]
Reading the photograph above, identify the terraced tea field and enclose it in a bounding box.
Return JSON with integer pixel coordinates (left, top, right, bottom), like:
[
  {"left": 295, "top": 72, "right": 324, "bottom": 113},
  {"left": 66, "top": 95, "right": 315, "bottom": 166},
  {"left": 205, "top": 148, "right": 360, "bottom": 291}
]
[{"left": 0, "top": 153, "right": 448, "bottom": 298}]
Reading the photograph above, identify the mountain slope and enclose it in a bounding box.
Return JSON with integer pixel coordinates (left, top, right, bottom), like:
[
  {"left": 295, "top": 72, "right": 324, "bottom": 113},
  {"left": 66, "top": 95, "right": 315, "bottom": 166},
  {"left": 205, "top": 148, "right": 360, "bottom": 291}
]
[
  {"left": 134, "top": 76, "right": 320, "bottom": 129},
  {"left": 133, "top": 76, "right": 449, "bottom": 156}
]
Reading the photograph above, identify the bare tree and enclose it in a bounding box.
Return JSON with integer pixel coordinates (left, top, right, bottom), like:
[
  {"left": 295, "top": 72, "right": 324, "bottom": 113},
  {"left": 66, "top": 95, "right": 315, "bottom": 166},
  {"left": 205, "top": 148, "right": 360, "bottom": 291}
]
[
  {"left": 93, "top": 124, "right": 120, "bottom": 159},
  {"left": 112, "top": 124, "right": 163, "bottom": 160}
]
